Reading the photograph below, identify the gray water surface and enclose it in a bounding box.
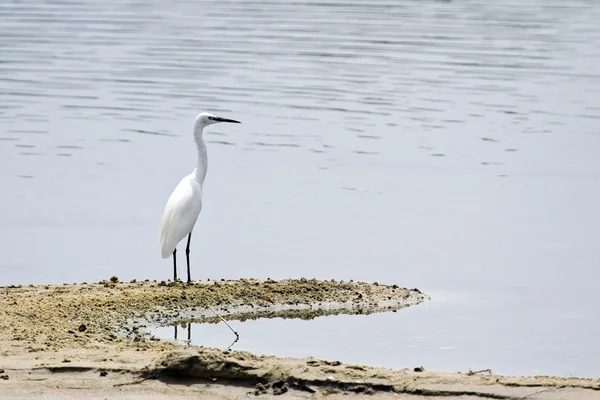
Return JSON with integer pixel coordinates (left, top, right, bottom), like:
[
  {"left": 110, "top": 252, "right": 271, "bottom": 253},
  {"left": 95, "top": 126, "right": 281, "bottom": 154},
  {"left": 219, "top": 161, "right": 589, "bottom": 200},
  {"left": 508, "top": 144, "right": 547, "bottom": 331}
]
[{"left": 1, "top": 0, "right": 600, "bottom": 378}]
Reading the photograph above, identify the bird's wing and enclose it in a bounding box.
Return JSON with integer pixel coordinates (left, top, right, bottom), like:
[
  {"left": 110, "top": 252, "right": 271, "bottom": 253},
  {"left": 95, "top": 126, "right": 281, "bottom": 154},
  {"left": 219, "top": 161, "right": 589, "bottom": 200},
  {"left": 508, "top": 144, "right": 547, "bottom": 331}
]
[{"left": 160, "top": 177, "right": 203, "bottom": 258}]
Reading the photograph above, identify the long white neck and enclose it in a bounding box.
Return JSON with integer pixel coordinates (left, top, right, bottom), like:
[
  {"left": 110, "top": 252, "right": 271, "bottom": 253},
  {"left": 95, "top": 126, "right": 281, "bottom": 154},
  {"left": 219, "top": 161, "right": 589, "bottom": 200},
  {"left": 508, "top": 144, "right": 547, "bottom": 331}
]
[{"left": 193, "top": 121, "right": 208, "bottom": 186}]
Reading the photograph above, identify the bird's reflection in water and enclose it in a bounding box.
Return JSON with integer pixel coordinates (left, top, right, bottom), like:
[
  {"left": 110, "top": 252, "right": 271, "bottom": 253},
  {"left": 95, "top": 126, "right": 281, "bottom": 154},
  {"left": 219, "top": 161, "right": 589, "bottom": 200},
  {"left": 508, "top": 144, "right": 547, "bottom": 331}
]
[{"left": 173, "top": 323, "right": 192, "bottom": 345}]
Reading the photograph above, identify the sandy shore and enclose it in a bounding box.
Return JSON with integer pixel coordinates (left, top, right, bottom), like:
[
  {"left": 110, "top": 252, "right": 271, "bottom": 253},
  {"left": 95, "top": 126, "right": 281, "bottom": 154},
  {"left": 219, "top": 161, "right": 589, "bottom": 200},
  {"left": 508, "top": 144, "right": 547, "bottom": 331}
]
[{"left": 0, "top": 278, "right": 598, "bottom": 399}]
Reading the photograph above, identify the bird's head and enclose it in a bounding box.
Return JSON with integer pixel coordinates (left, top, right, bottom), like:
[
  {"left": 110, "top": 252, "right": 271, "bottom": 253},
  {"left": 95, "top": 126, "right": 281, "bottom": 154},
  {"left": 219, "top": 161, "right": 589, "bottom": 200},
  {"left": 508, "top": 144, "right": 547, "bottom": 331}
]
[{"left": 195, "top": 112, "right": 241, "bottom": 127}]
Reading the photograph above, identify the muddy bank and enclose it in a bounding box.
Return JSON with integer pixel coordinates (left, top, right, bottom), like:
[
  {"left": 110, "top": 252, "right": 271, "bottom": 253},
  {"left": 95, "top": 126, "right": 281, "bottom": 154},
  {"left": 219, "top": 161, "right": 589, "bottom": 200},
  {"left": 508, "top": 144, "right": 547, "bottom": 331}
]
[
  {"left": 146, "top": 348, "right": 600, "bottom": 399},
  {"left": 1, "top": 348, "right": 599, "bottom": 400},
  {"left": 0, "top": 278, "right": 425, "bottom": 354},
  {"left": 0, "top": 279, "right": 598, "bottom": 399}
]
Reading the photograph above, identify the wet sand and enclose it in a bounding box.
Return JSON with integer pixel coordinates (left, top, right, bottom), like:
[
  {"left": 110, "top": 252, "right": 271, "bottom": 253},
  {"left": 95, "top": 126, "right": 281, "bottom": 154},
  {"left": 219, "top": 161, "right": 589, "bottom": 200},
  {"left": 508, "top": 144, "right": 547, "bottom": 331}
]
[{"left": 0, "top": 279, "right": 598, "bottom": 399}]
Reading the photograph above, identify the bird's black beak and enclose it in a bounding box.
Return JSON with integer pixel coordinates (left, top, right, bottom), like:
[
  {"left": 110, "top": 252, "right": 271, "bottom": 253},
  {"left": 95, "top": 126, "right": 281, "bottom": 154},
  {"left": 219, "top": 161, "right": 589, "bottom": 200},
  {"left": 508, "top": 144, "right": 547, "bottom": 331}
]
[{"left": 213, "top": 116, "right": 241, "bottom": 124}]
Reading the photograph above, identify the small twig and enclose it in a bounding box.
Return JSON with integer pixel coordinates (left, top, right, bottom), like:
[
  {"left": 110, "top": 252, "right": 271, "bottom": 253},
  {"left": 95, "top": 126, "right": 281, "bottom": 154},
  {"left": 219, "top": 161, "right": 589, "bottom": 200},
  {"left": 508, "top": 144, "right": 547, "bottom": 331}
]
[
  {"left": 467, "top": 368, "right": 493, "bottom": 376},
  {"left": 226, "top": 335, "right": 240, "bottom": 350},
  {"left": 206, "top": 304, "right": 240, "bottom": 349}
]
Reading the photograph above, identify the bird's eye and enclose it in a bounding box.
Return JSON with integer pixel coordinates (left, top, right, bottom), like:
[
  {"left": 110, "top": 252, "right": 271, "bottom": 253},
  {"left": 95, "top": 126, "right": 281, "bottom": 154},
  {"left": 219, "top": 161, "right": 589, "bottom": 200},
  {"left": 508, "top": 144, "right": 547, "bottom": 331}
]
[{"left": 208, "top": 116, "right": 215, "bottom": 120}]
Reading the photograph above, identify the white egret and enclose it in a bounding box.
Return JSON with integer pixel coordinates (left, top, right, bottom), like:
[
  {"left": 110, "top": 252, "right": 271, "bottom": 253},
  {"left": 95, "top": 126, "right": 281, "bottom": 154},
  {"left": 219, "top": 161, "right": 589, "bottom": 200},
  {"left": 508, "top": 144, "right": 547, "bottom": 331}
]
[{"left": 160, "top": 112, "right": 240, "bottom": 283}]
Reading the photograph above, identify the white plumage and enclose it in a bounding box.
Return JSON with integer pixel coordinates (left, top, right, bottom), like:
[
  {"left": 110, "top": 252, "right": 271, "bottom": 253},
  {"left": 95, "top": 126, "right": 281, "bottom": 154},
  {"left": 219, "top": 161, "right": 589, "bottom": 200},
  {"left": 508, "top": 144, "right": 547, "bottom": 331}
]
[
  {"left": 160, "top": 173, "right": 203, "bottom": 259},
  {"left": 159, "top": 111, "right": 240, "bottom": 282}
]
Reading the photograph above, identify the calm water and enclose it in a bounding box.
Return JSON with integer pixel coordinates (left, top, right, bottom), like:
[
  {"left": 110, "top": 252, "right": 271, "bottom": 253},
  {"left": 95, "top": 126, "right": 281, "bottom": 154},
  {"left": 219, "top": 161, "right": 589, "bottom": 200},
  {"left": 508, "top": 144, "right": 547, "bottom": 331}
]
[{"left": 1, "top": 0, "right": 600, "bottom": 378}]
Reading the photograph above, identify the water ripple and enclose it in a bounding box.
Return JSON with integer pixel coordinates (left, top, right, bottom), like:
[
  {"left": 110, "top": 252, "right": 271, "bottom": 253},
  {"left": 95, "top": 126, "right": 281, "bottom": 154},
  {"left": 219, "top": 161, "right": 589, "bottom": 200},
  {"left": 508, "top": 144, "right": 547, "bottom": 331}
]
[{"left": 0, "top": 0, "right": 598, "bottom": 164}]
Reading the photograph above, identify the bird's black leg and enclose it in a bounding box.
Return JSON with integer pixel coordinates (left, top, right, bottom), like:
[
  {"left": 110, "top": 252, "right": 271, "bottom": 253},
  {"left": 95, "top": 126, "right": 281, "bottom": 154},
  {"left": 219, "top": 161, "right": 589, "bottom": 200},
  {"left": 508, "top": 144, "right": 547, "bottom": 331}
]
[
  {"left": 186, "top": 232, "right": 192, "bottom": 283},
  {"left": 173, "top": 249, "right": 177, "bottom": 281}
]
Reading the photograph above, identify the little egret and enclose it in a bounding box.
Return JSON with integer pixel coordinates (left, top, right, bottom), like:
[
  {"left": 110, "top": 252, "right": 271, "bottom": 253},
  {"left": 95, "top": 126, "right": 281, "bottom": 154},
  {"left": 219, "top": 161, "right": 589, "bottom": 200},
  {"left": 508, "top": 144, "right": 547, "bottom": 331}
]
[{"left": 160, "top": 112, "right": 240, "bottom": 283}]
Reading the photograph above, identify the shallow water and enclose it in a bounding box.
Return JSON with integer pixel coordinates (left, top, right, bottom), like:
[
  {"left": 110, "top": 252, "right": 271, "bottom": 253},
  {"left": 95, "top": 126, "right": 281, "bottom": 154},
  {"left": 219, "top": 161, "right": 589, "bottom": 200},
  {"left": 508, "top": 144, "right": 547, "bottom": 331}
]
[{"left": 2, "top": 0, "right": 600, "bottom": 378}]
